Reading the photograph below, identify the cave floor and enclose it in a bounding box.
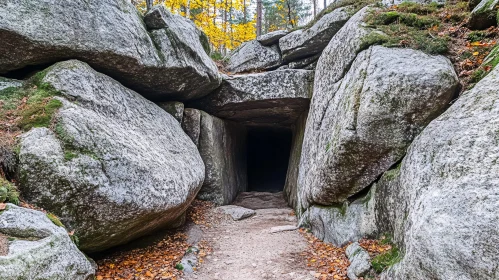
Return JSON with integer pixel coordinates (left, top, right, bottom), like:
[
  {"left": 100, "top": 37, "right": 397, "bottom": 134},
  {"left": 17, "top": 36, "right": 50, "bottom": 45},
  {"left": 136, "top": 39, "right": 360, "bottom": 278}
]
[{"left": 183, "top": 192, "right": 314, "bottom": 280}]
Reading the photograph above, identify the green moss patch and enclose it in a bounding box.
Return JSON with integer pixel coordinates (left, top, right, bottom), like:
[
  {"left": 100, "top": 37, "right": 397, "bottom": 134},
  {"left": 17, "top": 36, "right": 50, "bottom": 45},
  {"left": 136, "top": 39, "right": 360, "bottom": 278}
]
[
  {"left": 46, "top": 212, "right": 64, "bottom": 227},
  {"left": 371, "top": 246, "right": 402, "bottom": 272},
  {"left": 364, "top": 7, "right": 450, "bottom": 54},
  {"left": 0, "top": 178, "right": 19, "bottom": 205}
]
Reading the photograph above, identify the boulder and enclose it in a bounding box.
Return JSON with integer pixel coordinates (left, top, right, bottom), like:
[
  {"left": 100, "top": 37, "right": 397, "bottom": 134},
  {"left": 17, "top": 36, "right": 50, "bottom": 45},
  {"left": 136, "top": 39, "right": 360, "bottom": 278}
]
[
  {"left": 18, "top": 60, "right": 205, "bottom": 252},
  {"left": 157, "top": 101, "right": 184, "bottom": 123},
  {"left": 469, "top": 0, "right": 499, "bottom": 29},
  {"left": 287, "top": 54, "right": 321, "bottom": 69},
  {"left": 0, "top": 77, "right": 23, "bottom": 91},
  {"left": 0, "top": 204, "right": 95, "bottom": 280},
  {"left": 298, "top": 45, "right": 458, "bottom": 207},
  {"left": 257, "top": 30, "right": 289, "bottom": 46},
  {"left": 300, "top": 188, "right": 377, "bottom": 247},
  {"left": 182, "top": 108, "right": 202, "bottom": 146},
  {"left": 226, "top": 41, "right": 281, "bottom": 74},
  {"left": 218, "top": 205, "right": 256, "bottom": 221},
  {"left": 283, "top": 111, "right": 308, "bottom": 211},
  {"left": 346, "top": 242, "right": 371, "bottom": 280},
  {"left": 195, "top": 110, "right": 248, "bottom": 205},
  {"left": 190, "top": 70, "right": 314, "bottom": 128},
  {"left": 380, "top": 63, "right": 499, "bottom": 280},
  {"left": 0, "top": 1, "right": 220, "bottom": 100},
  {"left": 279, "top": 7, "right": 350, "bottom": 62}
]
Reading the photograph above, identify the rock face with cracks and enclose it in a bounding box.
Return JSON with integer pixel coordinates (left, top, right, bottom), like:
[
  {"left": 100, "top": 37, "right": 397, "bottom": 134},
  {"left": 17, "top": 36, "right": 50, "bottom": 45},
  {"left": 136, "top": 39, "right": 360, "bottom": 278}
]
[
  {"left": 18, "top": 60, "right": 205, "bottom": 253},
  {"left": 191, "top": 70, "right": 314, "bottom": 128},
  {"left": 298, "top": 45, "right": 458, "bottom": 208},
  {"left": 380, "top": 63, "right": 499, "bottom": 280},
  {"left": 0, "top": 204, "right": 95, "bottom": 280},
  {"left": 279, "top": 7, "right": 350, "bottom": 62},
  {"left": 0, "top": 0, "right": 220, "bottom": 100},
  {"left": 226, "top": 40, "right": 282, "bottom": 74}
]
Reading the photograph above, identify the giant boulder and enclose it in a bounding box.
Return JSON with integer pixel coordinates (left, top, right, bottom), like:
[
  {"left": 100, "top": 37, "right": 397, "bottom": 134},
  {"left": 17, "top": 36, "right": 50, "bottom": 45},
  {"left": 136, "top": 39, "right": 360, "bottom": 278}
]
[
  {"left": 226, "top": 40, "right": 281, "bottom": 74},
  {"left": 0, "top": 204, "right": 95, "bottom": 280},
  {"left": 279, "top": 7, "right": 350, "bottom": 62},
  {"left": 380, "top": 63, "right": 499, "bottom": 280},
  {"left": 298, "top": 45, "right": 458, "bottom": 207},
  {"left": 0, "top": 1, "right": 220, "bottom": 100},
  {"left": 183, "top": 109, "right": 248, "bottom": 205},
  {"left": 468, "top": 0, "right": 499, "bottom": 30},
  {"left": 190, "top": 70, "right": 314, "bottom": 128},
  {"left": 18, "top": 60, "right": 205, "bottom": 252}
]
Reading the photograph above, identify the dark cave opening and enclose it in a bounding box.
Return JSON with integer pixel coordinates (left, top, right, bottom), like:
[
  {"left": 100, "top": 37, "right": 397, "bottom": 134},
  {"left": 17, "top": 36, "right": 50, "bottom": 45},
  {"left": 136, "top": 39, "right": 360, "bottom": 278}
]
[{"left": 246, "top": 127, "right": 292, "bottom": 192}]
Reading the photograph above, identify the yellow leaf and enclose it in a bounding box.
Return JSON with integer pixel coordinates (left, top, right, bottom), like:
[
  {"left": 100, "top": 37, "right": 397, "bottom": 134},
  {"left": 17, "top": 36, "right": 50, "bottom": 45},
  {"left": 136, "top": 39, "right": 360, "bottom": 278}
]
[{"left": 473, "top": 52, "right": 479, "bottom": 56}]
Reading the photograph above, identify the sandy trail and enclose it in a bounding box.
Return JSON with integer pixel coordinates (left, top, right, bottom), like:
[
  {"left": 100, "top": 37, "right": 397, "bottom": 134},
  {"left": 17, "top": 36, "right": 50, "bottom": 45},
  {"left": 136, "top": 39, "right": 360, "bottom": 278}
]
[{"left": 183, "top": 192, "right": 314, "bottom": 280}]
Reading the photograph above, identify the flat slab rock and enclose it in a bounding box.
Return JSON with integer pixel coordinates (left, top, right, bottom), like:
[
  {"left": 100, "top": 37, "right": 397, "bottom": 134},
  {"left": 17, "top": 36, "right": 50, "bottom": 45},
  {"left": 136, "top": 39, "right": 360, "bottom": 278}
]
[
  {"left": 0, "top": 1, "right": 220, "bottom": 100},
  {"left": 190, "top": 70, "right": 314, "bottom": 128},
  {"left": 217, "top": 205, "right": 256, "bottom": 221}
]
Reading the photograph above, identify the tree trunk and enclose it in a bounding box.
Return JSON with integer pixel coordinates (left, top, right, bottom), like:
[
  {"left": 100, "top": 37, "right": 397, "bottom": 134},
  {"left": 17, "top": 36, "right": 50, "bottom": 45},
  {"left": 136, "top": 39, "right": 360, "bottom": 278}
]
[
  {"left": 256, "top": 0, "right": 263, "bottom": 37},
  {"left": 186, "top": 0, "right": 191, "bottom": 18},
  {"left": 324, "top": 0, "right": 327, "bottom": 9},
  {"left": 313, "top": 0, "right": 317, "bottom": 17},
  {"left": 146, "top": 0, "right": 153, "bottom": 11}
]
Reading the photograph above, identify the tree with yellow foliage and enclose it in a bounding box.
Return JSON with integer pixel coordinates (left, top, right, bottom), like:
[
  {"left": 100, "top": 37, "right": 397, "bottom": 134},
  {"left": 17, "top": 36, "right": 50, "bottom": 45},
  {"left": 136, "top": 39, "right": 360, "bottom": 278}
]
[{"left": 133, "top": 0, "right": 256, "bottom": 55}]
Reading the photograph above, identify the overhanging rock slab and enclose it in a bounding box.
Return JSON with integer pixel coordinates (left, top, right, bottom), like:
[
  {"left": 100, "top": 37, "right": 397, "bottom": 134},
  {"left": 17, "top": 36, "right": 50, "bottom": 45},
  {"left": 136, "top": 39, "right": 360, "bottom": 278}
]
[{"left": 190, "top": 70, "right": 314, "bottom": 128}]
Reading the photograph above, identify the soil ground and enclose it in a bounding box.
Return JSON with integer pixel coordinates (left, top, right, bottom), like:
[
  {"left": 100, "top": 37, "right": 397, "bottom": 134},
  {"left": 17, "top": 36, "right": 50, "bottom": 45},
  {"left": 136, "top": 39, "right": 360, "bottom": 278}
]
[{"left": 183, "top": 192, "right": 315, "bottom": 280}]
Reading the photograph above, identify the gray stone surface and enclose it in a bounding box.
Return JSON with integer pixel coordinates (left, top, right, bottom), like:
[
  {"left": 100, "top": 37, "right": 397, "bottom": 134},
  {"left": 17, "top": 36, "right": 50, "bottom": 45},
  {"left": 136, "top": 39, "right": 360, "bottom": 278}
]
[
  {"left": 257, "top": 30, "right": 289, "bottom": 46},
  {"left": 279, "top": 7, "right": 350, "bottom": 62},
  {"left": 191, "top": 69, "right": 314, "bottom": 128},
  {"left": 0, "top": 1, "right": 220, "bottom": 100},
  {"left": 346, "top": 242, "right": 371, "bottom": 280},
  {"left": 182, "top": 108, "right": 202, "bottom": 146},
  {"left": 298, "top": 46, "right": 458, "bottom": 207},
  {"left": 287, "top": 54, "right": 321, "bottom": 69},
  {"left": 284, "top": 111, "right": 308, "bottom": 211},
  {"left": 299, "top": 188, "right": 377, "bottom": 247},
  {"left": 196, "top": 110, "right": 248, "bottom": 205},
  {"left": 0, "top": 77, "right": 23, "bottom": 91},
  {"left": 157, "top": 101, "right": 184, "bottom": 123},
  {"left": 0, "top": 204, "right": 95, "bottom": 280},
  {"left": 226, "top": 40, "right": 281, "bottom": 74},
  {"left": 218, "top": 205, "right": 256, "bottom": 221},
  {"left": 18, "top": 60, "right": 205, "bottom": 252},
  {"left": 380, "top": 64, "right": 499, "bottom": 280},
  {"left": 469, "top": 0, "right": 499, "bottom": 30}
]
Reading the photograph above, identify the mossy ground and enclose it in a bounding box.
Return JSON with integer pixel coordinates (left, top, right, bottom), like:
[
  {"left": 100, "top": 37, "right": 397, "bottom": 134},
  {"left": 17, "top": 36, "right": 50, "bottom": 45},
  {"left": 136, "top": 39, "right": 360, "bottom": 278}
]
[
  {"left": 0, "top": 178, "right": 19, "bottom": 205},
  {"left": 363, "top": 1, "right": 499, "bottom": 90}
]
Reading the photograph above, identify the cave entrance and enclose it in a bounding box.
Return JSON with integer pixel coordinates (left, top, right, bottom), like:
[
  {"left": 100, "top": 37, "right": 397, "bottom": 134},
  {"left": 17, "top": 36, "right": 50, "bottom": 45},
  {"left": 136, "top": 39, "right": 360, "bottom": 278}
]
[{"left": 246, "top": 127, "right": 292, "bottom": 192}]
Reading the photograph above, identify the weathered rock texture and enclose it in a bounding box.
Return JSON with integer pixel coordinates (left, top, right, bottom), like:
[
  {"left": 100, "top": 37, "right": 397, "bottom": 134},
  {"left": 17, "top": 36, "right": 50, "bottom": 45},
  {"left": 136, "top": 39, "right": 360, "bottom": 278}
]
[
  {"left": 300, "top": 188, "right": 377, "bottom": 247},
  {"left": 469, "top": 0, "right": 499, "bottom": 30},
  {"left": 257, "top": 30, "right": 289, "bottom": 46},
  {"left": 182, "top": 108, "right": 202, "bottom": 146},
  {"left": 191, "top": 70, "right": 314, "bottom": 128},
  {"left": 226, "top": 41, "right": 281, "bottom": 74},
  {"left": 283, "top": 111, "right": 308, "bottom": 210},
  {"left": 196, "top": 110, "right": 248, "bottom": 205},
  {"left": 298, "top": 45, "right": 458, "bottom": 207},
  {"left": 0, "top": 1, "right": 220, "bottom": 100},
  {"left": 346, "top": 242, "right": 371, "bottom": 280},
  {"left": 18, "top": 60, "right": 205, "bottom": 252},
  {"left": 380, "top": 63, "right": 499, "bottom": 280},
  {"left": 0, "top": 77, "right": 22, "bottom": 91},
  {"left": 157, "top": 101, "right": 184, "bottom": 123},
  {"left": 0, "top": 204, "right": 95, "bottom": 280},
  {"left": 279, "top": 7, "right": 350, "bottom": 62}
]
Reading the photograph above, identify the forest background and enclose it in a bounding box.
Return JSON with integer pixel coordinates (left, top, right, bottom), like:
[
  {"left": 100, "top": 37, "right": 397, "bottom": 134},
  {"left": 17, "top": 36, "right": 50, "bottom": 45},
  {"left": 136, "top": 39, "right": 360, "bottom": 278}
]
[{"left": 132, "top": 0, "right": 331, "bottom": 57}]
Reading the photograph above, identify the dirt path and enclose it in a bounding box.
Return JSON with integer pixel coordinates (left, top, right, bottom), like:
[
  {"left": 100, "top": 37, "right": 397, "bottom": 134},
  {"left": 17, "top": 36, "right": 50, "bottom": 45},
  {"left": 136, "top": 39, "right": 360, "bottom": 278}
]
[{"left": 183, "top": 192, "right": 314, "bottom": 280}]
